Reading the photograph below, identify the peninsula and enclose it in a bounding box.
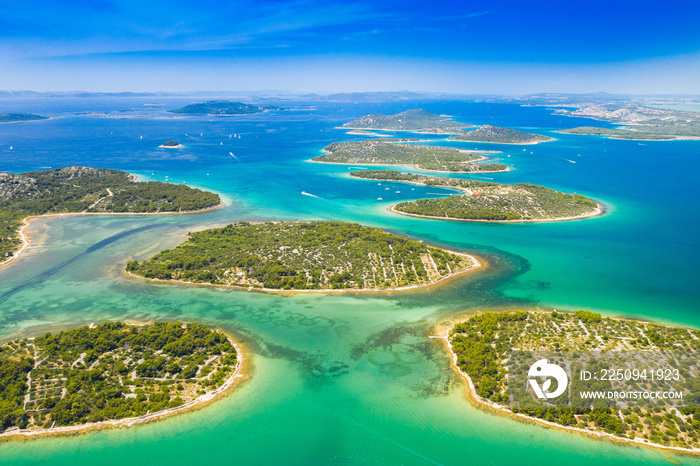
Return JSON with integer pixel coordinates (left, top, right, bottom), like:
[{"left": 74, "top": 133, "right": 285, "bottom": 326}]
[
  {"left": 553, "top": 104, "right": 700, "bottom": 138},
  {"left": 126, "top": 221, "right": 478, "bottom": 291},
  {"left": 342, "top": 109, "right": 470, "bottom": 134},
  {"left": 0, "top": 166, "right": 221, "bottom": 264},
  {"left": 350, "top": 170, "right": 600, "bottom": 222},
  {"left": 558, "top": 127, "right": 675, "bottom": 140},
  {"left": 312, "top": 139, "right": 507, "bottom": 173},
  {"left": 0, "top": 113, "right": 48, "bottom": 124},
  {"left": 170, "top": 101, "right": 263, "bottom": 115},
  {"left": 451, "top": 125, "right": 552, "bottom": 144},
  {"left": 0, "top": 321, "right": 240, "bottom": 437},
  {"left": 447, "top": 310, "right": 700, "bottom": 452}
]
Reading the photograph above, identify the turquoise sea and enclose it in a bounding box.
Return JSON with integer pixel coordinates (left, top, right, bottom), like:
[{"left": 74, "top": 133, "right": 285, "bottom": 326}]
[{"left": 0, "top": 98, "right": 698, "bottom": 465}]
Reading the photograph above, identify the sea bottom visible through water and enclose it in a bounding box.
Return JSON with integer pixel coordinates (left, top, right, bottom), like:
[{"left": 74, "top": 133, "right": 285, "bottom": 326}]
[{"left": 0, "top": 98, "right": 698, "bottom": 465}]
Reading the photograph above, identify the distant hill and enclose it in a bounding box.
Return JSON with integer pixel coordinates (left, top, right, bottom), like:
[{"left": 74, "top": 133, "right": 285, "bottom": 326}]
[
  {"left": 0, "top": 113, "right": 48, "bottom": 123},
  {"left": 452, "top": 125, "right": 552, "bottom": 144},
  {"left": 171, "top": 101, "right": 263, "bottom": 115},
  {"left": 342, "top": 109, "right": 470, "bottom": 134}
]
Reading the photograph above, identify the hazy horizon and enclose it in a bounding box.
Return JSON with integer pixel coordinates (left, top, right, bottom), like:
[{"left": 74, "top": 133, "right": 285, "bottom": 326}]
[{"left": 2, "top": 1, "right": 700, "bottom": 94}]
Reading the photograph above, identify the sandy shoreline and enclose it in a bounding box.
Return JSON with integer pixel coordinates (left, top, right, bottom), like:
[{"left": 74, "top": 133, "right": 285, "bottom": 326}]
[
  {"left": 438, "top": 314, "right": 700, "bottom": 457},
  {"left": 0, "top": 202, "right": 224, "bottom": 271},
  {"left": 125, "top": 249, "right": 485, "bottom": 296},
  {"left": 0, "top": 335, "right": 247, "bottom": 441},
  {"left": 336, "top": 126, "right": 471, "bottom": 134},
  {"left": 450, "top": 136, "right": 555, "bottom": 145},
  {"left": 389, "top": 202, "right": 604, "bottom": 223},
  {"left": 158, "top": 143, "right": 184, "bottom": 149}
]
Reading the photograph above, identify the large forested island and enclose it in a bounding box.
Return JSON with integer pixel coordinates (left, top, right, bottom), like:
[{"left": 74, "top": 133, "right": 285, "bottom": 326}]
[
  {"left": 0, "top": 113, "right": 48, "bottom": 123},
  {"left": 448, "top": 310, "right": 700, "bottom": 451},
  {"left": 126, "top": 221, "right": 477, "bottom": 291},
  {"left": 0, "top": 166, "right": 221, "bottom": 264},
  {"left": 0, "top": 321, "right": 239, "bottom": 436},
  {"left": 170, "top": 101, "right": 263, "bottom": 115},
  {"left": 342, "top": 109, "right": 470, "bottom": 134},
  {"left": 312, "top": 139, "right": 507, "bottom": 173},
  {"left": 350, "top": 170, "right": 600, "bottom": 222},
  {"left": 451, "top": 125, "right": 552, "bottom": 144},
  {"left": 558, "top": 126, "right": 676, "bottom": 140}
]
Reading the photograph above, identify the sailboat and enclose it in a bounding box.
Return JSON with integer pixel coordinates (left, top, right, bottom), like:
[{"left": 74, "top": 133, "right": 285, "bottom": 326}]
[{"left": 9, "top": 146, "right": 12, "bottom": 150}]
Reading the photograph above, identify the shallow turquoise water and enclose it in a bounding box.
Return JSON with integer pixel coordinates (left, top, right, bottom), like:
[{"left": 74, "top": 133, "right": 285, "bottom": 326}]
[{"left": 0, "top": 98, "right": 698, "bottom": 464}]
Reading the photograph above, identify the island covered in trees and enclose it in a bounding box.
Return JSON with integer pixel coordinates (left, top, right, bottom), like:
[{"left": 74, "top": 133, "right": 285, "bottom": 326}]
[
  {"left": 170, "top": 101, "right": 263, "bottom": 115},
  {"left": 0, "top": 113, "right": 48, "bottom": 123},
  {"left": 451, "top": 125, "right": 552, "bottom": 144},
  {"left": 0, "top": 166, "right": 221, "bottom": 264},
  {"left": 159, "top": 140, "right": 183, "bottom": 148},
  {"left": 0, "top": 321, "right": 239, "bottom": 436},
  {"left": 350, "top": 170, "right": 600, "bottom": 222},
  {"left": 342, "top": 109, "right": 470, "bottom": 134},
  {"left": 448, "top": 310, "right": 700, "bottom": 451},
  {"left": 126, "top": 221, "right": 477, "bottom": 291},
  {"left": 558, "top": 126, "right": 675, "bottom": 140},
  {"left": 312, "top": 139, "right": 507, "bottom": 173}
]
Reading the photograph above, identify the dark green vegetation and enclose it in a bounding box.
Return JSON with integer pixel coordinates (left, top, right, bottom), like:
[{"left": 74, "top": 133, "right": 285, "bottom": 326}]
[
  {"left": 127, "top": 221, "right": 475, "bottom": 290},
  {"left": 342, "top": 109, "right": 469, "bottom": 134},
  {"left": 451, "top": 125, "right": 552, "bottom": 144},
  {"left": 0, "top": 167, "right": 220, "bottom": 262},
  {"left": 451, "top": 311, "right": 700, "bottom": 449},
  {"left": 161, "top": 140, "right": 181, "bottom": 147},
  {"left": 350, "top": 170, "right": 598, "bottom": 221},
  {"left": 0, "top": 322, "right": 238, "bottom": 433},
  {"left": 313, "top": 139, "right": 506, "bottom": 173},
  {"left": 559, "top": 127, "right": 674, "bottom": 140},
  {"left": 0, "top": 113, "right": 47, "bottom": 123},
  {"left": 170, "top": 101, "right": 263, "bottom": 115}
]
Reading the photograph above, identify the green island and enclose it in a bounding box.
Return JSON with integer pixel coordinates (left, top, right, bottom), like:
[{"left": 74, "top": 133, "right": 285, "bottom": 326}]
[
  {"left": 159, "top": 140, "right": 183, "bottom": 148},
  {"left": 0, "top": 166, "right": 221, "bottom": 264},
  {"left": 126, "top": 221, "right": 477, "bottom": 291},
  {"left": 0, "top": 321, "right": 239, "bottom": 435},
  {"left": 349, "top": 170, "right": 599, "bottom": 221},
  {"left": 451, "top": 125, "right": 552, "bottom": 144},
  {"left": 170, "top": 101, "right": 263, "bottom": 115},
  {"left": 558, "top": 126, "right": 675, "bottom": 140},
  {"left": 342, "top": 109, "right": 470, "bottom": 134},
  {"left": 312, "top": 139, "right": 507, "bottom": 173},
  {"left": 448, "top": 310, "right": 700, "bottom": 451},
  {"left": 0, "top": 113, "right": 48, "bottom": 124}
]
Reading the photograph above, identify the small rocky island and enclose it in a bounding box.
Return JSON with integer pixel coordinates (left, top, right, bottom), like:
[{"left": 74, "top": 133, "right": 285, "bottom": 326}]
[
  {"left": 448, "top": 310, "right": 700, "bottom": 451},
  {"left": 342, "top": 109, "right": 470, "bottom": 134},
  {"left": 0, "top": 166, "right": 221, "bottom": 264},
  {"left": 0, "top": 322, "right": 239, "bottom": 436},
  {"left": 127, "top": 221, "right": 477, "bottom": 291},
  {"left": 451, "top": 125, "right": 552, "bottom": 144},
  {"left": 312, "top": 139, "right": 507, "bottom": 173},
  {"left": 159, "top": 140, "right": 183, "bottom": 148},
  {"left": 170, "top": 101, "right": 263, "bottom": 115},
  {"left": 350, "top": 170, "right": 600, "bottom": 221}
]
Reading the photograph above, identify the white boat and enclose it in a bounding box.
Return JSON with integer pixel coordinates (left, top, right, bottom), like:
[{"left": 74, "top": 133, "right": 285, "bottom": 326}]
[
  {"left": 139, "top": 135, "right": 143, "bottom": 139},
  {"left": 230, "top": 152, "right": 236, "bottom": 158},
  {"left": 220, "top": 142, "right": 223, "bottom": 145},
  {"left": 377, "top": 197, "right": 383, "bottom": 200},
  {"left": 9, "top": 146, "right": 12, "bottom": 150}
]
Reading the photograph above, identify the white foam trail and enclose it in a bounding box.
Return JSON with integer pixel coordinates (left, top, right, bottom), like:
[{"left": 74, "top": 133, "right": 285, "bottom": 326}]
[{"left": 301, "top": 191, "right": 322, "bottom": 199}]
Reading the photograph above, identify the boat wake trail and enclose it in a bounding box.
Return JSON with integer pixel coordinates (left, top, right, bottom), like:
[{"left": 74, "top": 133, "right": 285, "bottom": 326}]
[{"left": 301, "top": 191, "right": 322, "bottom": 199}]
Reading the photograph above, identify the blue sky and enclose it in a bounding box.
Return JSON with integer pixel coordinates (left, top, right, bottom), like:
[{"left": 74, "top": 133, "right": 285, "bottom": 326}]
[{"left": 2, "top": 0, "right": 699, "bottom": 93}]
